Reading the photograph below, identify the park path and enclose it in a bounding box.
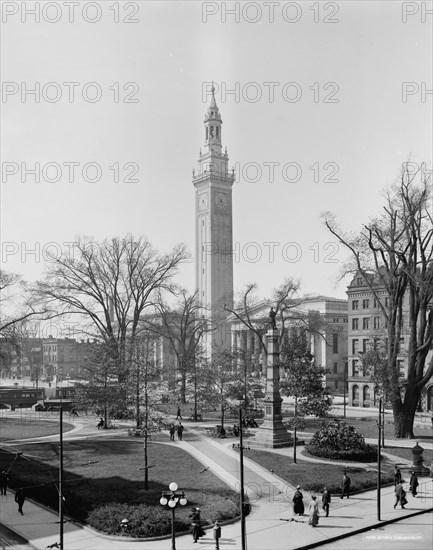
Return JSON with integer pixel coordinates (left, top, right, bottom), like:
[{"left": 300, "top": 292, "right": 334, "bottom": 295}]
[{"left": 1, "top": 416, "right": 433, "bottom": 550}]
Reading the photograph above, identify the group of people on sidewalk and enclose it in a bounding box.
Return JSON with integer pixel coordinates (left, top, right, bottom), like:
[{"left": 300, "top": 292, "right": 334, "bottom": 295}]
[
  {"left": 169, "top": 422, "right": 184, "bottom": 441},
  {"left": 393, "top": 465, "right": 419, "bottom": 509},
  {"left": 292, "top": 485, "right": 331, "bottom": 527},
  {"left": 292, "top": 466, "right": 422, "bottom": 528}
]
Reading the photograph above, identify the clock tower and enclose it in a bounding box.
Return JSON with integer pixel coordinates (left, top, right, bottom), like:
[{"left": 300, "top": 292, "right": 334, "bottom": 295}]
[{"left": 193, "top": 86, "right": 235, "bottom": 354}]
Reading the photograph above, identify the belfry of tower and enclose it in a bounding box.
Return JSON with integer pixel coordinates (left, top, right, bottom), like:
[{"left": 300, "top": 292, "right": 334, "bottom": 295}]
[{"left": 193, "top": 86, "right": 235, "bottom": 355}]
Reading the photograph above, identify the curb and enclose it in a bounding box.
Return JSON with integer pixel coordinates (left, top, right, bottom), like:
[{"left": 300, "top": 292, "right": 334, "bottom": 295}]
[{"left": 294, "top": 507, "right": 433, "bottom": 550}]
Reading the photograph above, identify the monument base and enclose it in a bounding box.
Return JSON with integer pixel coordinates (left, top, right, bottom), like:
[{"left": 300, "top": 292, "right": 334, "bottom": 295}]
[{"left": 253, "top": 420, "right": 292, "bottom": 449}]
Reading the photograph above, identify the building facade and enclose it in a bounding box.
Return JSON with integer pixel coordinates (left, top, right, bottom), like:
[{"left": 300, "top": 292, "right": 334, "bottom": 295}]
[
  {"left": 347, "top": 272, "right": 408, "bottom": 407},
  {"left": 43, "top": 338, "right": 92, "bottom": 382},
  {"left": 228, "top": 296, "right": 348, "bottom": 391}
]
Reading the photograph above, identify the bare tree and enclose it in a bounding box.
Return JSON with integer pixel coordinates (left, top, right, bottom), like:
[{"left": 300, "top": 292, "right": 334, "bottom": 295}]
[
  {"left": 34, "top": 236, "right": 188, "bottom": 381},
  {"left": 0, "top": 270, "right": 50, "bottom": 336},
  {"left": 324, "top": 166, "right": 433, "bottom": 438},
  {"left": 145, "top": 289, "right": 211, "bottom": 404},
  {"left": 224, "top": 278, "right": 326, "bottom": 358}
]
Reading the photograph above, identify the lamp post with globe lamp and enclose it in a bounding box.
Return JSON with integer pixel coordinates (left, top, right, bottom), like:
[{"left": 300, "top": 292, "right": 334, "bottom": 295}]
[{"left": 160, "top": 482, "right": 187, "bottom": 550}]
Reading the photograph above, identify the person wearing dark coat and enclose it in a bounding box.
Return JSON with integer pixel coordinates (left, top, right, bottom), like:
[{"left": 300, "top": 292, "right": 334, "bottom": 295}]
[
  {"left": 394, "top": 465, "right": 402, "bottom": 486},
  {"left": 409, "top": 470, "right": 419, "bottom": 497},
  {"left": 0, "top": 470, "right": 9, "bottom": 495},
  {"left": 189, "top": 507, "right": 205, "bottom": 543},
  {"left": 292, "top": 486, "right": 304, "bottom": 516},
  {"left": 340, "top": 473, "right": 351, "bottom": 499},
  {"left": 394, "top": 482, "right": 407, "bottom": 509},
  {"left": 322, "top": 487, "right": 331, "bottom": 517},
  {"left": 177, "top": 422, "right": 184, "bottom": 441},
  {"left": 169, "top": 425, "right": 176, "bottom": 441},
  {"left": 15, "top": 488, "right": 25, "bottom": 515}
]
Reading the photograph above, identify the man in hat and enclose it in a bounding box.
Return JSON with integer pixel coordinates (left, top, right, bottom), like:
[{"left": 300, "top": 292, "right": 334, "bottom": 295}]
[
  {"left": 394, "top": 465, "right": 402, "bottom": 486},
  {"left": 0, "top": 470, "right": 9, "bottom": 495},
  {"left": 213, "top": 520, "right": 221, "bottom": 549},
  {"left": 409, "top": 470, "right": 419, "bottom": 497},
  {"left": 340, "top": 473, "right": 351, "bottom": 499},
  {"left": 322, "top": 486, "right": 331, "bottom": 517},
  {"left": 189, "top": 507, "right": 204, "bottom": 543}
]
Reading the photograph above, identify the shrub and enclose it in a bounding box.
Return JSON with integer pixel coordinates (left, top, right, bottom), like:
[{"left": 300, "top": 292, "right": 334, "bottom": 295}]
[
  {"left": 87, "top": 503, "right": 190, "bottom": 538},
  {"left": 305, "top": 420, "right": 376, "bottom": 461}
]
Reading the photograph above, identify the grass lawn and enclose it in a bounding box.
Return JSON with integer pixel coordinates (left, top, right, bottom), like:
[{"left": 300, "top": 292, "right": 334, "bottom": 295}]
[
  {"left": 0, "top": 418, "right": 74, "bottom": 440},
  {"left": 292, "top": 415, "right": 432, "bottom": 442},
  {"left": 0, "top": 436, "right": 239, "bottom": 537},
  {"left": 379, "top": 445, "right": 433, "bottom": 466},
  {"left": 245, "top": 448, "right": 394, "bottom": 494}
]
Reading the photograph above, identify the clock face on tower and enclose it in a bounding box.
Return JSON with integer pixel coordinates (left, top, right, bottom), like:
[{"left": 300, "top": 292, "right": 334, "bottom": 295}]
[
  {"left": 199, "top": 194, "right": 208, "bottom": 211},
  {"left": 215, "top": 192, "right": 229, "bottom": 209}
]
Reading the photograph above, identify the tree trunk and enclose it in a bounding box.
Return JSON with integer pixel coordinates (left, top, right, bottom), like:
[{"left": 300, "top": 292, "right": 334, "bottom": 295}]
[
  {"left": 392, "top": 386, "right": 420, "bottom": 438},
  {"left": 394, "top": 412, "right": 415, "bottom": 438},
  {"left": 180, "top": 372, "right": 187, "bottom": 404}
]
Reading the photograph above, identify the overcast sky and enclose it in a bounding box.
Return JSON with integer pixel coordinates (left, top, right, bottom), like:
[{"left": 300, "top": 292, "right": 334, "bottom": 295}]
[{"left": 1, "top": 0, "right": 432, "bottom": 303}]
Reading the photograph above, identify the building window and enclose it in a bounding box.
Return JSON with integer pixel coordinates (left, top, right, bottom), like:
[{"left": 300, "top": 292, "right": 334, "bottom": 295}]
[
  {"left": 385, "top": 297, "right": 389, "bottom": 307},
  {"left": 374, "top": 317, "right": 380, "bottom": 329},
  {"left": 397, "top": 360, "right": 405, "bottom": 377},
  {"left": 363, "top": 318, "right": 369, "bottom": 330},
  {"left": 352, "top": 300, "right": 359, "bottom": 310},
  {"left": 373, "top": 298, "right": 379, "bottom": 308},
  {"left": 332, "top": 333, "right": 338, "bottom": 354},
  {"left": 357, "top": 277, "right": 363, "bottom": 285},
  {"left": 362, "top": 299, "right": 369, "bottom": 309},
  {"left": 352, "top": 359, "right": 360, "bottom": 377},
  {"left": 352, "top": 318, "right": 359, "bottom": 330},
  {"left": 363, "top": 339, "right": 369, "bottom": 353},
  {"left": 333, "top": 362, "right": 338, "bottom": 374},
  {"left": 352, "top": 339, "right": 359, "bottom": 354}
]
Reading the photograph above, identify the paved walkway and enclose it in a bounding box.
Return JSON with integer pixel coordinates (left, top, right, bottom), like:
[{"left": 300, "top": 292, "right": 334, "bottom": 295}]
[{"left": 1, "top": 417, "right": 432, "bottom": 550}]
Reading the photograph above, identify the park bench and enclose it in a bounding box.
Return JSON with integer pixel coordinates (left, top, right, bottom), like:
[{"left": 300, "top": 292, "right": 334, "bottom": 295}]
[{"left": 189, "top": 413, "right": 203, "bottom": 421}]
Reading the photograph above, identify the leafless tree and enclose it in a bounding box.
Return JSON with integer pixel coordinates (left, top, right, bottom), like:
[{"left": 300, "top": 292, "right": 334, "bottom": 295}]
[
  {"left": 145, "top": 289, "right": 211, "bottom": 404},
  {"left": 324, "top": 165, "right": 433, "bottom": 438},
  {"left": 34, "top": 235, "right": 188, "bottom": 381}
]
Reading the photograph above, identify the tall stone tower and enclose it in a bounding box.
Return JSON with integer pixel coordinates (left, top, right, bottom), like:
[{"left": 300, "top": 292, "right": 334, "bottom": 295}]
[{"left": 193, "top": 86, "right": 235, "bottom": 355}]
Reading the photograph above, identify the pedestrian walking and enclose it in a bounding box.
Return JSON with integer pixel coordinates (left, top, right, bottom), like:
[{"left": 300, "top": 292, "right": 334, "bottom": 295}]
[
  {"left": 177, "top": 422, "right": 184, "bottom": 441},
  {"left": 15, "top": 488, "right": 25, "bottom": 515},
  {"left": 169, "top": 424, "right": 176, "bottom": 441},
  {"left": 340, "top": 473, "right": 351, "bottom": 499},
  {"left": 0, "top": 470, "right": 9, "bottom": 495},
  {"left": 394, "top": 465, "right": 402, "bottom": 486},
  {"left": 321, "top": 486, "right": 331, "bottom": 517},
  {"left": 394, "top": 481, "right": 407, "bottom": 509},
  {"left": 292, "top": 486, "right": 304, "bottom": 516},
  {"left": 176, "top": 407, "right": 182, "bottom": 420},
  {"left": 212, "top": 520, "right": 221, "bottom": 549},
  {"left": 409, "top": 470, "right": 419, "bottom": 497},
  {"left": 189, "top": 507, "right": 205, "bottom": 543},
  {"left": 308, "top": 495, "right": 319, "bottom": 527}
]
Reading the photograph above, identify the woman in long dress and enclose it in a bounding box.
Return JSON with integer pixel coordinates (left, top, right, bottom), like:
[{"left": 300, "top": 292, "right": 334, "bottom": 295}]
[
  {"left": 308, "top": 495, "right": 319, "bottom": 527},
  {"left": 292, "top": 486, "right": 304, "bottom": 516}
]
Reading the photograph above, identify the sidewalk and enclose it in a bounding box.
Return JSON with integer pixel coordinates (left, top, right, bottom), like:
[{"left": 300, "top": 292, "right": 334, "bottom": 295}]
[{"left": 1, "top": 422, "right": 432, "bottom": 550}]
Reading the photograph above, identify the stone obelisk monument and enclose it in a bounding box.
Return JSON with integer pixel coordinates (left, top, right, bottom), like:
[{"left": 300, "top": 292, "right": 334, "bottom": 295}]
[{"left": 254, "top": 308, "right": 292, "bottom": 448}]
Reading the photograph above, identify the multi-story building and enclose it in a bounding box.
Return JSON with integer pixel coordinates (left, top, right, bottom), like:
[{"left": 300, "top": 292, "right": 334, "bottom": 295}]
[
  {"left": 0, "top": 337, "right": 43, "bottom": 382},
  {"left": 43, "top": 338, "right": 92, "bottom": 382},
  {"left": 346, "top": 271, "right": 413, "bottom": 408}
]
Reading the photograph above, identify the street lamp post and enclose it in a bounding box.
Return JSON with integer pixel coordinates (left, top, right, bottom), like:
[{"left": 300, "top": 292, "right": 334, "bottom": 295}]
[
  {"left": 377, "top": 396, "right": 382, "bottom": 521},
  {"left": 343, "top": 363, "right": 347, "bottom": 419},
  {"left": 159, "top": 482, "right": 187, "bottom": 550}
]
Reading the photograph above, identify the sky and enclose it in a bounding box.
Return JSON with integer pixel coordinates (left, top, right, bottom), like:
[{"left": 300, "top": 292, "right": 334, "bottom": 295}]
[{"left": 1, "top": 0, "right": 432, "bottom": 306}]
